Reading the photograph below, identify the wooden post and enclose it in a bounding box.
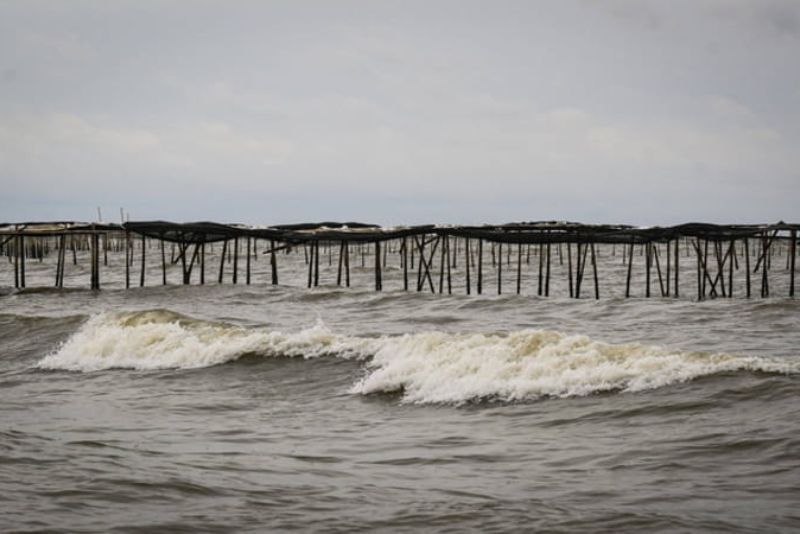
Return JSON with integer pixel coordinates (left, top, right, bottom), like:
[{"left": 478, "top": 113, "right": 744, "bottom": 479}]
[
  {"left": 403, "top": 237, "right": 409, "bottom": 291},
  {"left": 645, "top": 243, "right": 651, "bottom": 298},
  {"left": 674, "top": 238, "right": 679, "bottom": 297},
  {"left": 375, "top": 240, "right": 382, "bottom": 291},
  {"left": 591, "top": 242, "right": 599, "bottom": 299},
  {"left": 516, "top": 242, "right": 522, "bottom": 295},
  {"left": 575, "top": 243, "right": 586, "bottom": 299},
  {"left": 246, "top": 237, "right": 252, "bottom": 285},
  {"left": 666, "top": 240, "right": 671, "bottom": 296},
  {"left": 653, "top": 245, "right": 665, "bottom": 297},
  {"left": 416, "top": 236, "right": 425, "bottom": 291},
  {"left": 20, "top": 235, "right": 26, "bottom": 288},
  {"left": 55, "top": 234, "right": 65, "bottom": 288},
  {"left": 568, "top": 243, "right": 574, "bottom": 298},
  {"left": 438, "top": 236, "right": 446, "bottom": 294},
  {"left": 337, "top": 241, "right": 345, "bottom": 286},
  {"left": 200, "top": 240, "right": 205, "bottom": 285},
  {"left": 307, "top": 240, "right": 314, "bottom": 288},
  {"left": 728, "top": 240, "right": 735, "bottom": 298},
  {"left": 13, "top": 235, "right": 19, "bottom": 289},
  {"left": 139, "top": 234, "right": 145, "bottom": 287},
  {"left": 344, "top": 240, "right": 349, "bottom": 287},
  {"left": 625, "top": 240, "right": 634, "bottom": 298},
  {"left": 89, "top": 233, "right": 95, "bottom": 290},
  {"left": 270, "top": 239, "right": 278, "bottom": 285},
  {"left": 497, "top": 242, "right": 502, "bottom": 295},
  {"left": 762, "top": 233, "right": 769, "bottom": 297},
  {"left": 232, "top": 237, "right": 239, "bottom": 284},
  {"left": 465, "top": 238, "right": 471, "bottom": 295},
  {"left": 180, "top": 242, "right": 188, "bottom": 284},
  {"left": 477, "top": 239, "right": 483, "bottom": 295},
  {"left": 545, "top": 243, "right": 551, "bottom": 297},
  {"left": 790, "top": 230, "right": 796, "bottom": 297},
  {"left": 314, "top": 240, "right": 320, "bottom": 287},
  {"left": 446, "top": 236, "right": 452, "bottom": 294},
  {"left": 537, "top": 242, "right": 543, "bottom": 296},
  {"left": 125, "top": 231, "right": 130, "bottom": 289},
  {"left": 160, "top": 239, "right": 167, "bottom": 285},
  {"left": 219, "top": 239, "right": 227, "bottom": 284}
]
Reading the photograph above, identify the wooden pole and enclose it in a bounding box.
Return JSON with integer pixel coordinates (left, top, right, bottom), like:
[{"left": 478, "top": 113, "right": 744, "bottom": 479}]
[
  {"left": 516, "top": 242, "right": 522, "bottom": 295},
  {"left": 438, "top": 236, "right": 446, "bottom": 294},
  {"left": 270, "top": 240, "right": 278, "bottom": 285},
  {"left": 180, "top": 242, "right": 188, "bottom": 284},
  {"left": 139, "top": 234, "right": 145, "bottom": 287},
  {"left": 545, "top": 243, "right": 551, "bottom": 297},
  {"left": 375, "top": 240, "right": 382, "bottom": 291},
  {"left": 307, "top": 240, "right": 314, "bottom": 288},
  {"left": 477, "top": 239, "right": 483, "bottom": 295},
  {"left": 625, "top": 240, "right": 634, "bottom": 298},
  {"left": 344, "top": 240, "right": 349, "bottom": 287},
  {"left": 160, "top": 239, "right": 167, "bottom": 285},
  {"left": 653, "top": 245, "right": 665, "bottom": 297},
  {"left": 403, "top": 237, "right": 409, "bottom": 291},
  {"left": 537, "top": 242, "right": 543, "bottom": 296},
  {"left": 232, "top": 237, "right": 239, "bottom": 284},
  {"left": 693, "top": 239, "right": 701, "bottom": 300},
  {"left": 246, "top": 237, "right": 252, "bottom": 285},
  {"left": 645, "top": 243, "right": 651, "bottom": 298},
  {"left": 90, "top": 233, "right": 97, "bottom": 290},
  {"left": 20, "top": 235, "right": 26, "bottom": 288},
  {"left": 125, "top": 231, "right": 130, "bottom": 289},
  {"left": 337, "top": 241, "right": 345, "bottom": 286},
  {"left": 790, "top": 230, "right": 796, "bottom": 297},
  {"left": 314, "top": 240, "right": 320, "bottom": 287},
  {"left": 200, "top": 240, "right": 205, "bottom": 285},
  {"left": 13, "top": 235, "right": 19, "bottom": 289},
  {"left": 674, "top": 238, "right": 679, "bottom": 297},
  {"left": 666, "top": 240, "right": 671, "bottom": 296},
  {"left": 762, "top": 233, "right": 769, "bottom": 297},
  {"left": 568, "top": 242, "right": 574, "bottom": 298},
  {"left": 591, "top": 242, "right": 599, "bottom": 299},
  {"left": 497, "top": 242, "right": 502, "bottom": 295},
  {"left": 445, "top": 235, "right": 452, "bottom": 294},
  {"left": 743, "top": 238, "right": 750, "bottom": 298},
  {"left": 465, "top": 238, "right": 471, "bottom": 295},
  {"left": 219, "top": 239, "right": 227, "bottom": 284},
  {"left": 728, "top": 240, "right": 735, "bottom": 298}
]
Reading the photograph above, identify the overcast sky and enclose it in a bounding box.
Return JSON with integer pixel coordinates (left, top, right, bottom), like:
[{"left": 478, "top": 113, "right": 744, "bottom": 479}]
[{"left": 1, "top": 0, "right": 798, "bottom": 226}]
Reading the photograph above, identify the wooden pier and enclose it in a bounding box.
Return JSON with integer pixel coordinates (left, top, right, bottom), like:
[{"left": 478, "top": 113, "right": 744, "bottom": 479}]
[{"left": 1, "top": 220, "right": 797, "bottom": 299}]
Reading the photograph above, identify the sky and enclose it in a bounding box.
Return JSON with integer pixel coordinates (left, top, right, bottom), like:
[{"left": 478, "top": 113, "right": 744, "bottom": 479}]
[{"left": 1, "top": 0, "right": 798, "bottom": 226}]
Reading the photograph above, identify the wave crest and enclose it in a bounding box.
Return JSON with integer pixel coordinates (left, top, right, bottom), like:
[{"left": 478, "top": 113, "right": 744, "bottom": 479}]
[
  {"left": 37, "top": 310, "right": 798, "bottom": 404},
  {"left": 37, "top": 310, "right": 372, "bottom": 372},
  {"left": 349, "top": 330, "right": 798, "bottom": 404}
]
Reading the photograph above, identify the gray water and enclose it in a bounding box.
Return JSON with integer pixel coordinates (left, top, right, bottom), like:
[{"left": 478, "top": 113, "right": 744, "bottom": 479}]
[{"left": 1, "top": 244, "right": 799, "bottom": 532}]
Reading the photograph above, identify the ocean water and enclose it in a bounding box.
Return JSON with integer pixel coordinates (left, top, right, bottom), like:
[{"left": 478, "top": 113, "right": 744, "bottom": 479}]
[{"left": 1, "top": 242, "right": 799, "bottom": 532}]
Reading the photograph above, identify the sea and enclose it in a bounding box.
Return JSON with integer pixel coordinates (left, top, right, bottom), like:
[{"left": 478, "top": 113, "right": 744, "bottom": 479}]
[{"left": 1, "top": 240, "right": 798, "bottom": 532}]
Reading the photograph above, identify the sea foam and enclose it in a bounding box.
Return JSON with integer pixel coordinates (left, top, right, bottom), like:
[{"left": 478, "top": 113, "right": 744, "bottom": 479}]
[
  {"left": 38, "top": 310, "right": 798, "bottom": 403},
  {"left": 36, "top": 310, "right": 372, "bottom": 372}
]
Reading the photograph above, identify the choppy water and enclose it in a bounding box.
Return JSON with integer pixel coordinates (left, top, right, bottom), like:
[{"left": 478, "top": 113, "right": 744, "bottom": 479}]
[{"left": 1, "top": 244, "right": 799, "bottom": 532}]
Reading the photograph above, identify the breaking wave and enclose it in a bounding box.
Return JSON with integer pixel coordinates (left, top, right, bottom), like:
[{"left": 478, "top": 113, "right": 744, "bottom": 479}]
[
  {"left": 37, "top": 310, "right": 798, "bottom": 404},
  {"left": 36, "top": 310, "right": 373, "bottom": 372}
]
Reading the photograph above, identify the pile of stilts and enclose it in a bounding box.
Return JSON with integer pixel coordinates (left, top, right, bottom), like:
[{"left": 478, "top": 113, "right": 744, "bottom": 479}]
[{"left": 0, "top": 220, "right": 797, "bottom": 299}]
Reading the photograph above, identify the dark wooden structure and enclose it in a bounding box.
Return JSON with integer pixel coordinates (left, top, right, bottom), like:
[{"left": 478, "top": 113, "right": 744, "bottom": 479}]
[{"left": 1, "top": 220, "right": 797, "bottom": 299}]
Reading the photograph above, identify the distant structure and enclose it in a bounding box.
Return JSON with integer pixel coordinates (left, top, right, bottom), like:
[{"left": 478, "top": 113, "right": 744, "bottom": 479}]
[{"left": 1, "top": 220, "right": 797, "bottom": 299}]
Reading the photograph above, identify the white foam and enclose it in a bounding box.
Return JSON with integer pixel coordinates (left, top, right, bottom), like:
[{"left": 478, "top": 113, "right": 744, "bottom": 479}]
[
  {"left": 349, "top": 330, "right": 799, "bottom": 404},
  {"left": 38, "top": 311, "right": 798, "bottom": 404},
  {"left": 37, "top": 310, "right": 372, "bottom": 372}
]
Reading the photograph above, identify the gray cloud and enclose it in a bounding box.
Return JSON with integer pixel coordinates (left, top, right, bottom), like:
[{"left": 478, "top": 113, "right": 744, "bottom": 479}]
[{"left": 1, "top": 0, "right": 798, "bottom": 225}]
